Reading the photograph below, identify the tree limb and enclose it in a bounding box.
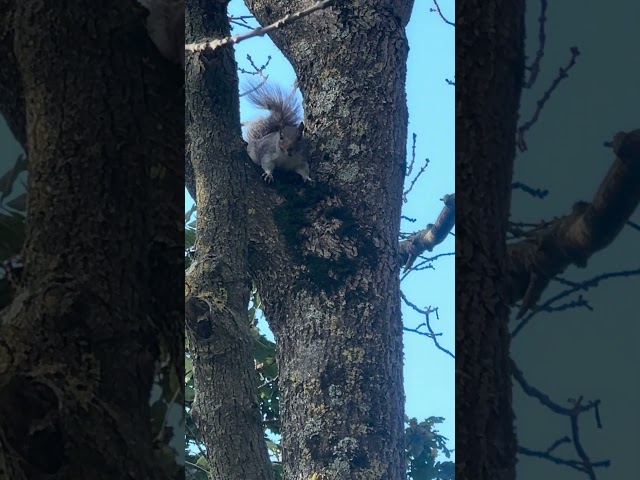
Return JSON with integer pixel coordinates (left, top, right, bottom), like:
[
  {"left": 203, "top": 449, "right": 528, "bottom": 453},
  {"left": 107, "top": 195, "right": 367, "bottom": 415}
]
[
  {"left": 185, "top": 0, "right": 336, "bottom": 53},
  {"left": 507, "top": 129, "right": 640, "bottom": 317},
  {"left": 399, "top": 193, "right": 455, "bottom": 270}
]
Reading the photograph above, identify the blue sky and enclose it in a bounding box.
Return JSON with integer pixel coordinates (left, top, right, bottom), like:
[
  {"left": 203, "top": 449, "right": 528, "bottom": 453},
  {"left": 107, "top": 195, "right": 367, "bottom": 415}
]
[
  {"left": 400, "top": 2, "right": 455, "bottom": 458},
  {"left": 186, "top": 0, "right": 455, "bottom": 458}
]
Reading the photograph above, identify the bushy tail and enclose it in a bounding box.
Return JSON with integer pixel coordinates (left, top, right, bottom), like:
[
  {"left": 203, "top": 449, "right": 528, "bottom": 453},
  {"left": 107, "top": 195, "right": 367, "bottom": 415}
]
[{"left": 243, "top": 81, "right": 302, "bottom": 141}]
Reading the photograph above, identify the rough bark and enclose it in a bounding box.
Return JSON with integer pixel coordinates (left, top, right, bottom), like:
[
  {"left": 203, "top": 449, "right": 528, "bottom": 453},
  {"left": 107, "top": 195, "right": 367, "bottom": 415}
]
[
  {"left": 0, "top": 1, "right": 184, "bottom": 478},
  {"left": 0, "top": 1, "right": 25, "bottom": 150},
  {"left": 187, "top": 0, "right": 415, "bottom": 476},
  {"left": 455, "top": 1, "right": 525, "bottom": 479},
  {"left": 238, "top": 1, "right": 414, "bottom": 478},
  {"left": 184, "top": 1, "right": 275, "bottom": 479}
]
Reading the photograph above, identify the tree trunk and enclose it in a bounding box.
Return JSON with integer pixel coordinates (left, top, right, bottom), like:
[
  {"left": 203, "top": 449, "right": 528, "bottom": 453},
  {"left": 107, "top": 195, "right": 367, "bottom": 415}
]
[
  {"left": 455, "top": 1, "right": 525, "bottom": 479},
  {"left": 0, "top": 1, "right": 184, "bottom": 478},
  {"left": 187, "top": 0, "right": 418, "bottom": 476},
  {"left": 246, "top": 0, "right": 413, "bottom": 477},
  {"left": 184, "top": 1, "right": 276, "bottom": 479}
]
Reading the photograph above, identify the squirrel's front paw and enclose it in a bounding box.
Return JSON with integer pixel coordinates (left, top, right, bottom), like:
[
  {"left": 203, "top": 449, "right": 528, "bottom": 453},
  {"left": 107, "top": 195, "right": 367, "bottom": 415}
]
[{"left": 262, "top": 172, "right": 274, "bottom": 183}]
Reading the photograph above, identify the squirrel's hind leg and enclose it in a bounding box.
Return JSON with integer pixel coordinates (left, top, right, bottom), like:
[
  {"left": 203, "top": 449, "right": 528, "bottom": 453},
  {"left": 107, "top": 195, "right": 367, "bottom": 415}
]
[{"left": 294, "top": 164, "right": 312, "bottom": 183}]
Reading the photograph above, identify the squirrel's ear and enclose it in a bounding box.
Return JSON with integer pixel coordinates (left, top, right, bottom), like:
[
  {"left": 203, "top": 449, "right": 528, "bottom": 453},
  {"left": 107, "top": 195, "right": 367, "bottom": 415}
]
[{"left": 298, "top": 122, "right": 305, "bottom": 133}]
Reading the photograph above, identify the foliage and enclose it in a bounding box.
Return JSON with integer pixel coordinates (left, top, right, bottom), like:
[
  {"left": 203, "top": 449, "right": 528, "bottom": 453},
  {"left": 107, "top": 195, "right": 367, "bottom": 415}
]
[{"left": 406, "top": 417, "right": 454, "bottom": 480}]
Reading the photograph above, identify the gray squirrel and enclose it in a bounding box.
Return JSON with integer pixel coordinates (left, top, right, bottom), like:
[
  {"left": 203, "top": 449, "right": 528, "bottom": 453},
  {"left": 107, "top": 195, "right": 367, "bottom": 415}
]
[
  {"left": 137, "top": 0, "right": 185, "bottom": 69},
  {"left": 244, "top": 82, "right": 311, "bottom": 183}
]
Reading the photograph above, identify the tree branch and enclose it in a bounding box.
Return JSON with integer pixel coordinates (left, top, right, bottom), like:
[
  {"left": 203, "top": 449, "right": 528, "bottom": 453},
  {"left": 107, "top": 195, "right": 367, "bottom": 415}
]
[
  {"left": 507, "top": 129, "right": 640, "bottom": 317},
  {"left": 184, "top": 0, "right": 336, "bottom": 53},
  {"left": 512, "top": 359, "right": 610, "bottom": 477},
  {"left": 398, "top": 193, "right": 455, "bottom": 270}
]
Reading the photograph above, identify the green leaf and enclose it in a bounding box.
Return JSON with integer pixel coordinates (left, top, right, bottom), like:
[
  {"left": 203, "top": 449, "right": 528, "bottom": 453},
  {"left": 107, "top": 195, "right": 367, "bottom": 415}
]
[
  {"left": 185, "top": 384, "right": 195, "bottom": 402},
  {"left": 265, "top": 439, "right": 280, "bottom": 453},
  {"left": 185, "top": 356, "right": 193, "bottom": 378}
]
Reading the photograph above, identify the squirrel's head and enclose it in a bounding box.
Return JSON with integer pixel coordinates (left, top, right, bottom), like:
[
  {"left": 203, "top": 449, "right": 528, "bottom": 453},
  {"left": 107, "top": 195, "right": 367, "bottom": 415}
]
[{"left": 279, "top": 123, "right": 305, "bottom": 156}]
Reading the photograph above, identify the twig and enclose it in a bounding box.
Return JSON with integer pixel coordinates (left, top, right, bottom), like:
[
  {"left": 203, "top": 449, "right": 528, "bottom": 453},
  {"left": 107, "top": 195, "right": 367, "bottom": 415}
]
[
  {"left": 185, "top": 460, "right": 210, "bottom": 474},
  {"left": 517, "top": 47, "right": 580, "bottom": 151},
  {"left": 430, "top": 0, "right": 455, "bottom": 27},
  {"left": 523, "top": 0, "right": 548, "bottom": 88},
  {"left": 406, "top": 133, "right": 417, "bottom": 176},
  {"left": 512, "top": 267, "right": 640, "bottom": 337},
  {"left": 401, "top": 293, "right": 454, "bottom": 359},
  {"left": 186, "top": 0, "right": 337, "bottom": 53},
  {"left": 238, "top": 54, "right": 272, "bottom": 77},
  {"left": 512, "top": 360, "right": 609, "bottom": 477},
  {"left": 403, "top": 157, "right": 429, "bottom": 202}
]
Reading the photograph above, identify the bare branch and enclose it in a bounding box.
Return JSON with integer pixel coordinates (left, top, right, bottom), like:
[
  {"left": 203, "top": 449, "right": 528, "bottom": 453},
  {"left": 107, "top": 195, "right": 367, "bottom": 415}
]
[
  {"left": 512, "top": 360, "right": 610, "bottom": 478},
  {"left": 523, "top": 0, "right": 548, "bottom": 88},
  {"left": 401, "top": 294, "right": 454, "bottom": 359},
  {"left": 507, "top": 129, "right": 640, "bottom": 318},
  {"left": 430, "top": 0, "right": 455, "bottom": 27},
  {"left": 228, "top": 14, "right": 254, "bottom": 30},
  {"left": 238, "top": 54, "right": 272, "bottom": 77},
  {"left": 512, "top": 267, "right": 640, "bottom": 338},
  {"left": 185, "top": 0, "right": 336, "bottom": 53},
  {"left": 403, "top": 149, "right": 430, "bottom": 202},
  {"left": 406, "top": 133, "right": 417, "bottom": 176},
  {"left": 517, "top": 46, "right": 580, "bottom": 151},
  {"left": 399, "top": 194, "right": 455, "bottom": 270}
]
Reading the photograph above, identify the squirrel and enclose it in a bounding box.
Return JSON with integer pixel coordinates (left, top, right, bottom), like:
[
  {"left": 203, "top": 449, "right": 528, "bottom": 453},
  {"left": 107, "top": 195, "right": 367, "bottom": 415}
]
[
  {"left": 244, "top": 82, "right": 311, "bottom": 183},
  {"left": 137, "top": 0, "right": 185, "bottom": 69}
]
